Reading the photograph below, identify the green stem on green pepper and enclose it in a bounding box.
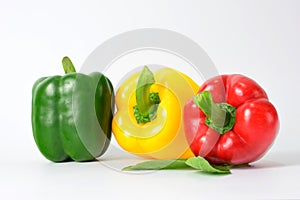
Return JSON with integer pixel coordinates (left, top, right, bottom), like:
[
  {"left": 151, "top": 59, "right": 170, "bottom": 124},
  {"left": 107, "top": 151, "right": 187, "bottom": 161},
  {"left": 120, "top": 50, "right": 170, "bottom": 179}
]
[{"left": 62, "top": 56, "right": 76, "bottom": 74}]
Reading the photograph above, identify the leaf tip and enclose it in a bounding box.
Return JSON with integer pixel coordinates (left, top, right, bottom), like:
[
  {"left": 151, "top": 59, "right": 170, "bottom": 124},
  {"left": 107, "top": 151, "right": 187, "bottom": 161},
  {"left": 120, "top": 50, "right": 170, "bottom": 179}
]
[{"left": 122, "top": 166, "right": 133, "bottom": 171}]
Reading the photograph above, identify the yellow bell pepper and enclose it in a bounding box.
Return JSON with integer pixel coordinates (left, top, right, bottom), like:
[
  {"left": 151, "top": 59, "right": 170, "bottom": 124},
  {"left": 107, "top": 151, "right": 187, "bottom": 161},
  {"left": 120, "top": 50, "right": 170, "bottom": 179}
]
[{"left": 112, "top": 66, "right": 199, "bottom": 159}]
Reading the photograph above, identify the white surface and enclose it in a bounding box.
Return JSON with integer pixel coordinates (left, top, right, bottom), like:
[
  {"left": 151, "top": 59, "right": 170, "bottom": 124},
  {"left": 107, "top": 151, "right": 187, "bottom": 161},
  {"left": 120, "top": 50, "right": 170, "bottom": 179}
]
[
  {"left": 1, "top": 150, "right": 300, "bottom": 199},
  {"left": 1, "top": 0, "right": 300, "bottom": 199}
]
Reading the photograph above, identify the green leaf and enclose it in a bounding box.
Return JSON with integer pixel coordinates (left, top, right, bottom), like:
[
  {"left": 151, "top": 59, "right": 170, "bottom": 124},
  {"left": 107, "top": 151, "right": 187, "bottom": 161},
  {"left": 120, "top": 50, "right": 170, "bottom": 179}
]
[
  {"left": 122, "top": 157, "right": 246, "bottom": 175},
  {"left": 122, "top": 159, "right": 190, "bottom": 171},
  {"left": 185, "top": 157, "right": 231, "bottom": 174}
]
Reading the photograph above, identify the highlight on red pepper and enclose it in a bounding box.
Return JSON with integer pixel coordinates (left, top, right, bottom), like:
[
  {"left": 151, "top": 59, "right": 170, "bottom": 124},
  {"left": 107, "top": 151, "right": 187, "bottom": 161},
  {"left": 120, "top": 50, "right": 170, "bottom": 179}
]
[{"left": 183, "top": 74, "right": 279, "bottom": 165}]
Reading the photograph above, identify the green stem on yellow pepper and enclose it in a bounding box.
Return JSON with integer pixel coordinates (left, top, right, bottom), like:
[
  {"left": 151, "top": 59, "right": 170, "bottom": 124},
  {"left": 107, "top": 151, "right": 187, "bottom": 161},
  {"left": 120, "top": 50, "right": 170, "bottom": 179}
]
[
  {"left": 193, "top": 91, "right": 236, "bottom": 134},
  {"left": 134, "top": 66, "right": 160, "bottom": 124}
]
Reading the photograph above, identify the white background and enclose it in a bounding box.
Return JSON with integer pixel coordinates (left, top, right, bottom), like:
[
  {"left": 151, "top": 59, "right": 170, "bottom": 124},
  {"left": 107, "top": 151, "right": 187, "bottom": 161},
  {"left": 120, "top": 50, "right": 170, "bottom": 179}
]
[{"left": 1, "top": 0, "right": 300, "bottom": 199}]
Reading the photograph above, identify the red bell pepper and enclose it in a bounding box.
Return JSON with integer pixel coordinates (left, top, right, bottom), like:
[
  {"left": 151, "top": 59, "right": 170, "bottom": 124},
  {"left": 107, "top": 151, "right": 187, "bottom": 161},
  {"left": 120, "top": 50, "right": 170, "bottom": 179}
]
[{"left": 184, "top": 74, "right": 279, "bottom": 165}]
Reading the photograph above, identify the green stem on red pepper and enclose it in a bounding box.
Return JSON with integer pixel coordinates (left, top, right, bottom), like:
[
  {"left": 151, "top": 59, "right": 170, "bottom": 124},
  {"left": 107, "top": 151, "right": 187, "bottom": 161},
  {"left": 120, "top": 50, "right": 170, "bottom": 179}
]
[
  {"left": 133, "top": 66, "right": 161, "bottom": 124},
  {"left": 193, "top": 91, "right": 236, "bottom": 134}
]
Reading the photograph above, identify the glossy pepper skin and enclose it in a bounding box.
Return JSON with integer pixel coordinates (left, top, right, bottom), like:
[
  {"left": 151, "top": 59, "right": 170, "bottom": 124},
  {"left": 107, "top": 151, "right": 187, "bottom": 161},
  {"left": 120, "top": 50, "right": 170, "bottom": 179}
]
[
  {"left": 112, "top": 66, "right": 199, "bottom": 159},
  {"left": 184, "top": 74, "right": 279, "bottom": 165},
  {"left": 32, "top": 57, "right": 114, "bottom": 162}
]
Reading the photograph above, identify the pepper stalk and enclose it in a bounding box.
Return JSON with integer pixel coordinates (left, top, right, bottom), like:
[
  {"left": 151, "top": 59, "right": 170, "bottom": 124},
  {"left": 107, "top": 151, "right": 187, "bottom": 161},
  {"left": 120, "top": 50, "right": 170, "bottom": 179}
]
[
  {"left": 193, "top": 91, "right": 236, "bottom": 134},
  {"left": 133, "top": 66, "right": 161, "bottom": 124},
  {"left": 62, "top": 56, "right": 76, "bottom": 74}
]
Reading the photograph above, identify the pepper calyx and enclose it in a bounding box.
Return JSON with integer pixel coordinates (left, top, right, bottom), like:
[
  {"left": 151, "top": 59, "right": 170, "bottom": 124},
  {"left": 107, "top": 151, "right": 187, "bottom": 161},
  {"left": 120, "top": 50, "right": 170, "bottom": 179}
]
[
  {"left": 134, "top": 66, "right": 161, "bottom": 124},
  {"left": 193, "top": 91, "right": 236, "bottom": 134}
]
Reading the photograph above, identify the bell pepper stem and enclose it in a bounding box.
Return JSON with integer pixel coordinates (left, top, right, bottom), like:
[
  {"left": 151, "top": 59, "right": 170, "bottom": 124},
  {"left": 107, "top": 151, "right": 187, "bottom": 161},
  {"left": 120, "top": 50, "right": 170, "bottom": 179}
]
[
  {"left": 62, "top": 56, "right": 76, "bottom": 74},
  {"left": 193, "top": 91, "right": 236, "bottom": 134},
  {"left": 136, "top": 66, "right": 155, "bottom": 116},
  {"left": 134, "top": 66, "right": 160, "bottom": 124}
]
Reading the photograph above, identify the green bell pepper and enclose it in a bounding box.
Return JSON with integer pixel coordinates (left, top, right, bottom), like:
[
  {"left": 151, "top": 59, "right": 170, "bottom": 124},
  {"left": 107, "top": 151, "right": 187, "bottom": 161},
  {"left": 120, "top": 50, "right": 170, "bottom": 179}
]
[{"left": 32, "top": 57, "right": 114, "bottom": 162}]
